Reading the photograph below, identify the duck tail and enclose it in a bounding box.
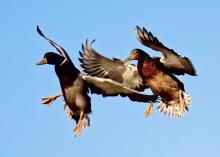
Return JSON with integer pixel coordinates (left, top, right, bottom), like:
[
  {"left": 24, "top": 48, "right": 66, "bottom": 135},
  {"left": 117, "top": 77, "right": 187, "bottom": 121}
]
[
  {"left": 82, "top": 114, "right": 90, "bottom": 128},
  {"left": 157, "top": 90, "right": 192, "bottom": 117},
  {"left": 64, "top": 104, "right": 90, "bottom": 128},
  {"left": 64, "top": 103, "right": 74, "bottom": 119}
]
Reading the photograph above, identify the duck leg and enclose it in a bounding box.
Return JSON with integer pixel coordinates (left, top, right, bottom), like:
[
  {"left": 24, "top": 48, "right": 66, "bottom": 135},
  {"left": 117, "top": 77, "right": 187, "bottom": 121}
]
[
  {"left": 144, "top": 101, "right": 154, "bottom": 116},
  {"left": 74, "top": 111, "right": 84, "bottom": 136},
  {"left": 41, "top": 93, "right": 63, "bottom": 105}
]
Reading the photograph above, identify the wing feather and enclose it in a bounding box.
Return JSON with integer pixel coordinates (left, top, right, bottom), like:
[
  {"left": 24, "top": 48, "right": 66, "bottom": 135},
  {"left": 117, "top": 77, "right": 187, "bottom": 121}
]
[
  {"left": 82, "top": 75, "right": 157, "bottom": 103},
  {"left": 79, "top": 40, "right": 125, "bottom": 83},
  {"left": 135, "top": 26, "right": 197, "bottom": 75},
  {"left": 37, "top": 26, "right": 72, "bottom": 64},
  {"left": 79, "top": 40, "right": 147, "bottom": 91}
]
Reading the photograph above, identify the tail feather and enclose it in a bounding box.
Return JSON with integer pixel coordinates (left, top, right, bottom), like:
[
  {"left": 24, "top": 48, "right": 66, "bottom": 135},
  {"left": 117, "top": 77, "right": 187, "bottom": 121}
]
[
  {"left": 63, "top": 102, "right": 91, "bottom": 129},
  {"left": 157, "top": 90, "right": 191, "bottom": 117},
  {"left": 64, "top": 102, "right": 73, "bottom": 119},
  {"left": 82, "top": 114, "right": 90, "bottom": 128}
]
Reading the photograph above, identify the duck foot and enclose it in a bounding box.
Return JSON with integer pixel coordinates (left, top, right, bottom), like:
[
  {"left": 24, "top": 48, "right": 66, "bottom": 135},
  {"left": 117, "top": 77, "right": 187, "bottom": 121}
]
[
  {"left": 144, "top": 101, "right": 154, "bottom": 116},
  {"left": 74, "top": 112, "right": 84, "bottom": 136},
  {"left": 41, "top": 93, "right": 63, "bottom": 105}
]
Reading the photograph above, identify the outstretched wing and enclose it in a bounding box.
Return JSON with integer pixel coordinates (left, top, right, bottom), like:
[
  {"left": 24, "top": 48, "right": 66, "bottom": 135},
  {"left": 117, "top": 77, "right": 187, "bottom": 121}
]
[
  {"left": 135, "top": 26, "right": 197, "bottom": 76},
  {"left": 82, "top": 74, "right": 157, "bottom": 103},
  {"left": 79, "top": 40, "right": 147, "bottom": 91},
  {"left": 37, "top": 26, "right": 72, "bottom": 64}
]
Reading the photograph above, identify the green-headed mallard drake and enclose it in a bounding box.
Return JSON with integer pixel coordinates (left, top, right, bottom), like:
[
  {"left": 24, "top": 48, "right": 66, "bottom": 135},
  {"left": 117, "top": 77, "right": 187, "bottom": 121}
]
[
  {"left": 79, "top": 40, "right": 148, "bottom": 91},
  {"left": 125, "top": 26, "right": 196, "bottom": 117},
  {"left": 36, "top": 26, "right": 157, "bottom": 136},
  {"left": 135, "top": 26, "right": 197, "bottom": 76}
]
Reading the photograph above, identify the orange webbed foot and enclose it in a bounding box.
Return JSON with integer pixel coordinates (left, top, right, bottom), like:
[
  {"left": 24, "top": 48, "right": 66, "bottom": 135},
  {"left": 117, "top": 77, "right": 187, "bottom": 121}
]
[
  {"left": 73, "top": 112, "right": 84, "bottom": 137},
  {"left": 144, "top": 101, "right": 154, "bottom": 117},
  {"left": 41, "top": 93, "right": 63, "bottom": 105}
]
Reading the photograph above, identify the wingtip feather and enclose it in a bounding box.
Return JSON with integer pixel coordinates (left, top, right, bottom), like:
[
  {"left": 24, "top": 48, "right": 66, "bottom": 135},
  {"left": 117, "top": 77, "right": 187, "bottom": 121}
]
[{"left": 36, "top": 25, "right": 46, "bottom": 38}]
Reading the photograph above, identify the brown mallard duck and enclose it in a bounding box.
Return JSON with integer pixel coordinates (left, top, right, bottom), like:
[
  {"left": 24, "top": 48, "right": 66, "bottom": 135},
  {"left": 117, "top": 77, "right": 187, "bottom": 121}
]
[
  {"left": 125, "top": 49, "right": 192, "bottom": 117},
  {"left": 36, "top": 26, "right": 157, "bottom": 136},
  {"left": 125, "top": 27, "right": 196, "bottom": 117},
  {"left": 79, "top": 40, "right": 148, "bottom": 91}
]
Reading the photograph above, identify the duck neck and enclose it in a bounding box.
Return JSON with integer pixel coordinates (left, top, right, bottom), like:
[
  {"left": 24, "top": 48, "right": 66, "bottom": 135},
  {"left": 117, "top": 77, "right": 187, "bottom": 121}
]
[
  {"left": 55, "top": 62, "right": 80, "bottom": 83},
  {"left": 137, "top": 54, "right": 150, "bottom": 66},
  {"left": 137, "top": 56, "right": 157, "bottom": 79}
]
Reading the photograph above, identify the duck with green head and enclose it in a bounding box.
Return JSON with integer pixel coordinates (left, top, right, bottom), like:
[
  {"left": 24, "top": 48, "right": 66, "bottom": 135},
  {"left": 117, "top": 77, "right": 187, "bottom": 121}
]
[{"left": 36, "top": 26, "right": 157, "bottom": 136}]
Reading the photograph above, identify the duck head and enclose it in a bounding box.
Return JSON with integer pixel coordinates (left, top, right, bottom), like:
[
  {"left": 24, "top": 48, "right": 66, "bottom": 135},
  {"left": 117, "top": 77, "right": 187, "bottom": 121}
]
[
  {"left": 124, "top": 49, "right": 150, "bottom": 62},
  {"left": 37, "top": 52, "right": 64, "bottom": 65}
]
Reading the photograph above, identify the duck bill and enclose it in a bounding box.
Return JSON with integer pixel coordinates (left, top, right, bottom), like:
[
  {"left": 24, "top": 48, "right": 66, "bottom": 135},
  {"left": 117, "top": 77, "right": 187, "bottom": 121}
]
[
  {"left": 37, "top": 58, "right": 47, "bottom": 65},
  {"left": 124, "top": 57, "right": 132, "bottom": 62}
]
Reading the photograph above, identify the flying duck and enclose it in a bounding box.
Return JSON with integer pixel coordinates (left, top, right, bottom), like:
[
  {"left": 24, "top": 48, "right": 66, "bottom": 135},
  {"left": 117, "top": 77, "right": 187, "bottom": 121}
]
[
  {"left": 124, "top": 26, "right": 196, "bottom": 117},
  {"left": 125, "top": 49, "right": 192, "bottom": 117}
]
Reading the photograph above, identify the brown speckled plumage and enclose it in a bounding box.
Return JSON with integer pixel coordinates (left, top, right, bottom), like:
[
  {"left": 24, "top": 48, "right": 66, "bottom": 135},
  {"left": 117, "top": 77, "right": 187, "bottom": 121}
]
[{"left": 125, "top": 49, "right": 192, "bottom": 117}]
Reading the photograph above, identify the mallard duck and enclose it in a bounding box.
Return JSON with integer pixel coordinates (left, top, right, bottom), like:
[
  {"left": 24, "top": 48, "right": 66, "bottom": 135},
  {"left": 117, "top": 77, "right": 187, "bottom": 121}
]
[
  {"left": 125, "top": 49, "right": 192, "bottom": 117},
  {"left": 79, "top": 40, "right": 148, "bottom": 91},
  {"left": 125, "top": 26, "right": 196, "bottom": 117},
  {"left": 36, "top": 26, "right": 157, "bottom": 136},
  {"left": 135, "top": 26, "right": 197, "bottom": 76}
]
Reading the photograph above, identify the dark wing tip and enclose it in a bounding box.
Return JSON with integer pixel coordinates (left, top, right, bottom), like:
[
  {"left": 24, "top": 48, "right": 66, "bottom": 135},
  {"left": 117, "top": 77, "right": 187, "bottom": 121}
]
[
  {"left": 36, "top": 25, "right": 46, "bottom": 38},
  {"left": 83, "top": 39, "right": 96, "bottom": 51},
  {"left": 191, "top": 73, "right": 198, "bottom": 76},
  {"left": 135, "top": 25, "right": 142, "bottom": 34},
  {"left": 91, "top": 39, "right": 96, "bottom": 44},
  {"left": 136, "top": 25, "right": 141, "bottom": 30},
  {"left": 79, "top": 51, "right": 83, "bottom": 57},
  {"left": 183, "top": 56, "right": 197, "bottom": 76},
  {"left": 189, "top": 69, "right": 197, "bottom": 76},
  {"left": 142, "top": 27, "right": 148, "bottom": 32}
]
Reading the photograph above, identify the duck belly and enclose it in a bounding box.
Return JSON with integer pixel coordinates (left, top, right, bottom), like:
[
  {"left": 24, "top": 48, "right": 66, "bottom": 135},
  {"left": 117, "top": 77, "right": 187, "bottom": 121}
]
[
  {"left": 147, "top": 73, "right": 180, "bottom": 101},
  {"left": 62, "top": 78, "right": 91, "bottom": 115}
]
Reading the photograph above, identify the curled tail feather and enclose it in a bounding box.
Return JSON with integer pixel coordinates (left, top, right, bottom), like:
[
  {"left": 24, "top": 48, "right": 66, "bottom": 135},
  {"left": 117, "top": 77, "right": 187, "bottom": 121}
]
[
  {"left": 82, "top": 114, "right": 90, "bottom": 128},
  {"left": 157, "top": 90, "right": 192, "bottom": 117}
]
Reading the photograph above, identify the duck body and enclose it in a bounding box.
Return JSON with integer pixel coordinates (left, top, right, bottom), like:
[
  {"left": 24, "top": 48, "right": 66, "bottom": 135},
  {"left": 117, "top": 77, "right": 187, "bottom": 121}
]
[
  {"left": 137, "top": 55, "right": 184, "bottom": 104},
  {"left": 55, "top": 60, "right": 91, "bottom": 122},
  {"left": 37, "top": 51, "right": 92, "bottom": 131},
  {"left": 125, "top": 49, "right": 191, "bottom": 117}
]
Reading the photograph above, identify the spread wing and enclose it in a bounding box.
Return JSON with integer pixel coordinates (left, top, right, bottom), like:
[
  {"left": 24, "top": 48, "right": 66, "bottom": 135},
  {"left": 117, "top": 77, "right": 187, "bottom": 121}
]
[
  {"left": 135, "top": 26, "right": 197, "bottom": 76},
  {"left": 82, "top": 74, "right": 157, "bottom": 103},
  {"left": 37, "top": 26, "right": 73, "bottom": 65},
  {"left": 79, "top": 40, "right": 147, "bottom": 91}
]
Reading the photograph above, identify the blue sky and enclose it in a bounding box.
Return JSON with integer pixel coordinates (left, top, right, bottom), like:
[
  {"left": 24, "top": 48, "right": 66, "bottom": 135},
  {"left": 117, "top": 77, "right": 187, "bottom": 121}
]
[{"left": 1, "top": 0, "right": 220, "bottom": 157}]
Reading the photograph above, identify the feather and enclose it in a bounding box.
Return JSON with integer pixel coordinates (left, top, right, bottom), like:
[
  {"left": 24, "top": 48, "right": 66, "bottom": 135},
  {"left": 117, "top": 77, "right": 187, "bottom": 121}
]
[{"left": 135, "top": 26, "right": 197, "bottom": 76}]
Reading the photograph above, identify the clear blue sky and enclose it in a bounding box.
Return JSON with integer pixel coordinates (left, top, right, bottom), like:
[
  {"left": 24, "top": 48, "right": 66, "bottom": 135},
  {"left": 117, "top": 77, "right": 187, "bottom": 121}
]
[{"left": 1, "top": 0, "right": 219, "bottom": 157}]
